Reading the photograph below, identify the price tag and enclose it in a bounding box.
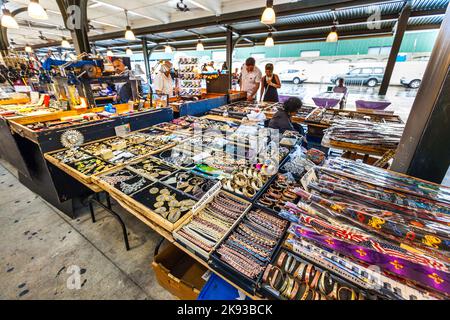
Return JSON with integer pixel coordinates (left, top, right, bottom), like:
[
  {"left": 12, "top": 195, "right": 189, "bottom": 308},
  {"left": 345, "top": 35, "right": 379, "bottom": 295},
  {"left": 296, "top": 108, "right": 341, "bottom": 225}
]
[
  {"left": 192, "top": 181, "right": 222, "bottom": 214},
  {"left": 114, "top": 124, "right": 130, "bottom": 137},
  {"left": 300, "top": 167, "right": 317, "bottom": 191}
]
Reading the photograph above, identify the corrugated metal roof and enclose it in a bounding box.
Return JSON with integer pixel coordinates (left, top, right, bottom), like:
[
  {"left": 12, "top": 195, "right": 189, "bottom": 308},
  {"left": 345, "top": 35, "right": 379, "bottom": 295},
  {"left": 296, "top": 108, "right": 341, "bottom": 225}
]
[
  {"left": 409, "top": 15, "right": 445, "bottom": 25},
  {"left": 412, "top": 0, "right": 449, "bottom": 10},
  {"left": 89, "top": 0, "right": 448, "bottom": 49}
]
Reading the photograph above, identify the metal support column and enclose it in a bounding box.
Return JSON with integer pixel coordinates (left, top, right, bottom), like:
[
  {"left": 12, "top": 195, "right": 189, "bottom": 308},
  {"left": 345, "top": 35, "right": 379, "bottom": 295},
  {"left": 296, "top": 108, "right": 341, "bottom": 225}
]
[
  {"left": 57, "top": 0, "right": 91, "bottom": 54},
  {"left": 391, "top": 5, "right": 450, "bottom": 183},
  {"left": 379, "top": 1, "right": 411, "bottom": 95},
  {"left": 142, "top": 38, "right": 151, "bottom": 84},
  {"left": 225, "top": 27, "right": 233, "bottom": 91}
]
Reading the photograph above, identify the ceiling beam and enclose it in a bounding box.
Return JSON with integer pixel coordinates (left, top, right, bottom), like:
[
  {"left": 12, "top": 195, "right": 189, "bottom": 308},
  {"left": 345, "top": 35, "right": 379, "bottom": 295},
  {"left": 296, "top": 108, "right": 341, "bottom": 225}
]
[{"left": 85, "top": 0, "right": 396, "bottom": 42}]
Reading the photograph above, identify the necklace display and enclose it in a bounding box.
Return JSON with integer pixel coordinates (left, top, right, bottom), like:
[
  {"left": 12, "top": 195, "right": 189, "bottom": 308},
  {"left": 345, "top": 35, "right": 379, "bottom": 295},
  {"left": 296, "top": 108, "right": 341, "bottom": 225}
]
[{"left": 100, "top": 169, "right": 152, "bottom": 195}]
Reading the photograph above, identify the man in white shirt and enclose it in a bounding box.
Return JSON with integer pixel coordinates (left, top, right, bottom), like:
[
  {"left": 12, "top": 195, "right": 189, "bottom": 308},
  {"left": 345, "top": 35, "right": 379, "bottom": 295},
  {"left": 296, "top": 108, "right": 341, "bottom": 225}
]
[
  {"left": 240, "top": 57, "right": 262, "bottom": 101},
  {"left": 154, "top": 61, "right": 175, "bottom": 97}
]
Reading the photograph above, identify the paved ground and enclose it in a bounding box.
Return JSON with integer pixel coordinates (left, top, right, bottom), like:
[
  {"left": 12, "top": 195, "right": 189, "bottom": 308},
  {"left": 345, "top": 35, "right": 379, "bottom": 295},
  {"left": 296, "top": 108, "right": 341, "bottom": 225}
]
[
  {"left": 0, "top": 160, "right": 174, "bottom": 300},
  {"left": 280, "top": 83, "right": 417, "bottom": 122}
]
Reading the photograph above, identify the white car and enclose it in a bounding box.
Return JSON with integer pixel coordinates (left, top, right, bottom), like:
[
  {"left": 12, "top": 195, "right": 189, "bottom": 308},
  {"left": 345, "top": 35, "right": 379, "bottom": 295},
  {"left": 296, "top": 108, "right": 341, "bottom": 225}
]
[
  {"left": 400, "top": 76, "right": 422, "bottom": 89},
  {"left": 278, "top": 69, "right": 308, "bottom": 84}
]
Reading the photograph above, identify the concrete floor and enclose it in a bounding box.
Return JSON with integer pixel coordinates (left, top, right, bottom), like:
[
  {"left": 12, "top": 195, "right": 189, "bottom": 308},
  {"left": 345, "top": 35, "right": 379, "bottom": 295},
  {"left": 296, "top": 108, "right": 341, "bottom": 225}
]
[{"left": 0, "top": 160, "right": 174, "bottom": 300}]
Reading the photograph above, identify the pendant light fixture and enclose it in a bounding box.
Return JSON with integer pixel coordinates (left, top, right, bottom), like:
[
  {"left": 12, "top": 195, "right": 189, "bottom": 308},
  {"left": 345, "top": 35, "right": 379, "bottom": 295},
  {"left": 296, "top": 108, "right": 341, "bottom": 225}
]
[
  {"left": 126, "top": 47, "right": 133, "bottom": 56},
  {"left": 261, "top": 0, "right": 276, "bottom": 25},
  {"left": 1, "top": 8, "right": 19, "bottom": 29},
  {"left": 196, "top": 40, "right": 204, "bottom": 51},
  {"left": 165, "top": 44, "right": 173, "bottom": 54},
  {"left": 326, "top": 11, "right": 338, "bottom": 43},
  {"left": 265, "top": 32, "right": 274, "bottom": 47},
  {"left": 124, "top": 10, "right": 136, "bottom": 41},
  {"left": 28, "top": 0, "right": 48, "bottom": 20},
  {"left": 326, "top": 26, "right": 338, "bottom": 42},
  {"left": 25, "top": 44, "right": 33, "bottom": 53},
  {"left": 61, "top": 37, "right": 70, "bottom": 48},
  {"left": 106, "top": 48, "right": 113, "bottom": 57}
]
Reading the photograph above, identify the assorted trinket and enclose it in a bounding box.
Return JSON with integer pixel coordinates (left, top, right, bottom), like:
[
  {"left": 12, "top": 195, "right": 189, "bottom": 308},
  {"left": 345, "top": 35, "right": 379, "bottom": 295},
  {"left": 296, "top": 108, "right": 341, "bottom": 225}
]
[
  {"left": 214, "top": 208, "right": 288, "bottom": 280},
  {"left": 132, "top": 183, "right": 196, "bottom": 223},
  {"left": 70, "top": 158, "right": 114, "bottom": 176},
  {"left": 129, "top": 156, "right": 177, "bottom": 180}
]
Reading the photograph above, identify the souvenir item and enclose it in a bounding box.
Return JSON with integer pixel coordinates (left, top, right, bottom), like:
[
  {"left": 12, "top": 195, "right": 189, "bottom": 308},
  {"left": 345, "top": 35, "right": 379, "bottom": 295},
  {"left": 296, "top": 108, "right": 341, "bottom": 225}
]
[
  {"left": 215, "top": 208, "right": 288, "bottom": 280},
  {"left": 129, "top": 156, "right": 177, "bottom": 180},
  {"left": 261, "top": 249, "right": 364, "bottom": 300},
  {"left": 175, "top": 192, "right": 249, "bottom": 254},
  {"left": 100, "top": 169, "right": 152, "bottom": 195},
  {"left": 161, "top": 171, "right": 216, "bottom": 199},
  {"left": 257, "top": 174, "right": 300, "bottom": 212},
  {"left": 52, "top": 149, "right": 91, "bottom": 164},
  {"left": 322, "top": 120, "right": 405, "bottom": 149},
  {"left": 131, "top": 182, "right": 196, "bottom": 223},
  {"left": 222, "top": 166, "right": 270, "bottom": 200},
  {"left": 70, "top": 158, "right": 114, "bottom": 175}
]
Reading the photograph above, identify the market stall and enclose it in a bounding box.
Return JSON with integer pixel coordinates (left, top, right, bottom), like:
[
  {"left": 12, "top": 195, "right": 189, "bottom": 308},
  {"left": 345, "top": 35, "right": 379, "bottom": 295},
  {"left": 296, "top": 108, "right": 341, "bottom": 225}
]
[
  {"left": 41, "top": 114, "right": 450, "bottom": 300},
  {"left": 5, "top": 104, "right": 173, "bottom": 217}
]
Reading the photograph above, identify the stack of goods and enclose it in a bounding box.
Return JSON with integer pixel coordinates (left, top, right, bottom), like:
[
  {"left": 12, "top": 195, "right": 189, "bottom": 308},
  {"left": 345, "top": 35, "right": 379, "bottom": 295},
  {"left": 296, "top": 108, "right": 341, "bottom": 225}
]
[
  {"left": 213, "top": 208, "right": 288, "bottom": 284},
  {"left": 174, "top": 191, "right": 249, "bottom": 258},
  {"left": 222, "top": 166, "right": 272, "bottom": 200},
  {"left": 278, "top": 158, "right": 450, "bottom": 299},
  {"left": 178, "top": 57, "right": 201, "bottom": 96},
  {"left": 322, "top": 119, "right": 405, "bottom": 149},
  {"left": 256, "top": 174, "right": 300, "bottom": 213},
  {"left": 261, "top": 249, "right": 365, "bottom": 300},
  {"left": 305, "top": 107, "right": 402, "bottom": 126}
]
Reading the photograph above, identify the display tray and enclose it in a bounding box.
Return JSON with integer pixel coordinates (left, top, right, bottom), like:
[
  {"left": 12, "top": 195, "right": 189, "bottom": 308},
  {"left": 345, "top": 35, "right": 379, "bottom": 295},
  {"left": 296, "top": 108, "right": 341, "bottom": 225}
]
[
  {"left": 95, "top": 168, "right": 153, "bottom": 196},
  {"left": 129, "top": 181, "right": 197, "bottom": 231},
  {"left": 253, "top": 173, "right": 302, "bottom": 216},
  {"left": 222, "top": 171, "right": 276, "bottom": 203},
  {"left": 155, "top": 148, "right": 197, "bottom": 171},
  {"left": 127, "top": 156, "right": 179, "bottom": 182},
  {"left": 208, "top": 206, "right": 289, "bottom": 295},
  {"left": 258, "top": 247, "right": 371, "bottom": 301},
  {"left": 173, "top": 190, "right": 252, "bottom": 261},
  {"left": 45, "top": 151, "right": 119, "bottom": 186},
  {"left": 159, "top": 170, "right": 218, "bottom": 200}
]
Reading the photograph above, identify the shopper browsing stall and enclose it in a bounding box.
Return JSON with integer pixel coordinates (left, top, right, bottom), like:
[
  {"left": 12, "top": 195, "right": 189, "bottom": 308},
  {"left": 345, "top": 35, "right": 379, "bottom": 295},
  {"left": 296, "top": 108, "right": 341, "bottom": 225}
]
[
  {"left": 240, "top": 57, "right": 262, "bottom": 102},
  {"left": 260, "top": 63, "right": 281, "bottom": 102},
  {"left": 268, "top": 97, "right": 305, "bottom": 135},
  {"left": 154, "top": 61, "right": 176, "bottom": 97},
  {"left": 112, "top": 58, "right": 138, "bottom": 103},
  {"left": 333, "top": 78, "right": 348, "bottom": 110}
]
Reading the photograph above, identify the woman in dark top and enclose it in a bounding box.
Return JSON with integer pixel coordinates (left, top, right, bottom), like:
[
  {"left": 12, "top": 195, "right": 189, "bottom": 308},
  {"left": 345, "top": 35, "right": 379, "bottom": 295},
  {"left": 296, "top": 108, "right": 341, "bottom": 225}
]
[
  {"left": 268, "top": 97, "right": 305, "bottom": 135},
  {"left": 260, "top": 63, "right": 281, "bottom": 102}
]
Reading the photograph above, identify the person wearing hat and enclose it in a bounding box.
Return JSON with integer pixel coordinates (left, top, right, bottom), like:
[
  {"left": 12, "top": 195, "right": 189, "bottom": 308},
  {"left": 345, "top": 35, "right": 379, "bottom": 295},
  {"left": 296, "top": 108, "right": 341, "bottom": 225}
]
[{"left": 154, "top": 61, "right": 176, "bottom": 97}]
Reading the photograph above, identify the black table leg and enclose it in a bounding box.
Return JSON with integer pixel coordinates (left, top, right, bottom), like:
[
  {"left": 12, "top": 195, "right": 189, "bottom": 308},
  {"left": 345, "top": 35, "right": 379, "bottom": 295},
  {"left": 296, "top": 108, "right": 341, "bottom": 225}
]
[{"left": 89, "top": 196, "right": 131, "bottom": 251}]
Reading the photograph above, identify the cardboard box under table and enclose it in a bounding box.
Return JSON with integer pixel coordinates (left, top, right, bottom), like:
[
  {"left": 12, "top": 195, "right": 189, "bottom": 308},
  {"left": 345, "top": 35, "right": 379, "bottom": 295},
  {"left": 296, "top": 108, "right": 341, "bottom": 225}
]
[{"left": 152, "top": 242, "right": 208, "bottom": 300}]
